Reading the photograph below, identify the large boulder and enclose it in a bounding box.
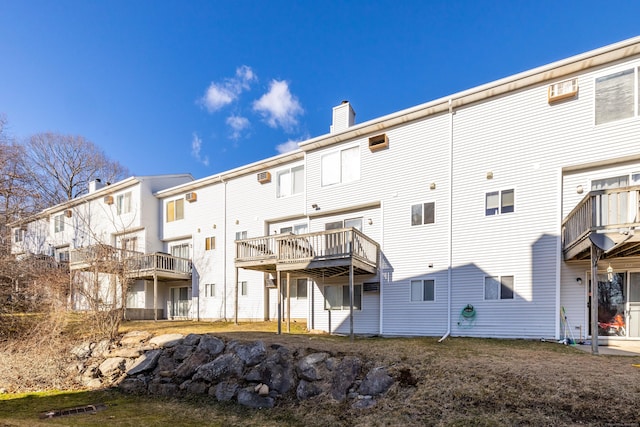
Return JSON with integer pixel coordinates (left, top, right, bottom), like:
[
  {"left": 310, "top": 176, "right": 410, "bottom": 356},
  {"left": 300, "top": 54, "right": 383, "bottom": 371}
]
[
  {"left": 296, "top": 352, "right": 329, "bottom": 381},
  {"left": 120, "top": 331, "right": 151, "bottom": 347},
  {"left": 296, "top": 379, "right": 324, "bottom": 401},
  {"left": 149, "top": 334, "right": 183, "bottom": 348},
  {"left": 127, "top": 349, "right": 162, "bottom": 376},
  {"left": 244, "top": 348, "right": 294, "bottom": 395},
  {"left": 174, "top": 350, "right": 213, "bottom": 379},
  {"left": 98, "top": 357, "right": 126, "bottom": 380},
  {"left": 192, "top": 353, "right": 244, "bottom": 383},
  {"left": 358, "top": 367, "right": 394, "bottom": 396},
  {"left": 237, "top": 387, "right": 275, "bottom": 409},
  {"left": 331, "top": 356, "right": 362, "bottom": 402},
  {"left": 212, "top": 380, "right": 239, "bottom": 401},
  {"left": 197, "top": 335, "right": 225, "bottom": 356},
  {"left": 230, "top": 340, "right": 267, "bottom": 366}
]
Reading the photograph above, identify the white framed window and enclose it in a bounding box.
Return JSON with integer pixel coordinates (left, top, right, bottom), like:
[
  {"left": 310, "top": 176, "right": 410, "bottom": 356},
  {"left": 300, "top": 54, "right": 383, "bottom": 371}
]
[
  {"left": 121, "top": 237, "right": 137, "bottom": 252},
  {"left": 205, "top": 236, "right": 215, "bottom": 251},
  {"left": 591, "top": 175, "right": 629, "bottom": 190},
  {"left": 321, "top": 146, "right": 360, "bottom": 186},
  {"left": 205, "top": 283, "right": 216, "bottom": 297},
  {"left": 235, "top": 230, "right": 247, "bottom": 240},
  {"left": 595, "top": 67, "right": 637, "bottom": 125},
  {"left": 486, "top": 189, "right": 514, "bottom": 216},
  {"left": 166, "top": 198, "right": 184, "bottom": 222},
  {"left": 240, "top": 281, "right": 248, "bottom": 296},
  {"left": 484, "top": 275, "right": 514, "bottom": 300},
  {"left": 287, "top": 278, "right": 308, "bottom": 299},
  {"left": 277, "top": 165, "right": 304, "bottom": 198},
  {"left": 410, "top": 279, "right": 435, "bottom": 302},
  {"left": 116, "top": 191, "right": 132, "bottom": 215},
  {"left": 56, "top": 248, "right": 70, "bottom": 263},
  {"left": 411, "top": 202, "right": 435, "bottom": 226},
  {"left": 54, "top": 214, "right": 65, "bottom": 233},
  {"left": 324, "top": 284, "right": 362, "bottom": 310},
  {"left": 14, "top": 228, "right": 23, "bottom": 243}
]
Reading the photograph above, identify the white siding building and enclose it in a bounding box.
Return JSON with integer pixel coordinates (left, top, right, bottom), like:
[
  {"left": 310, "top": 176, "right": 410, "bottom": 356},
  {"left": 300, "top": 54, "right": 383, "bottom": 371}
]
[{"left": 13, "top": 36, "right": 640, "bottom": 343}]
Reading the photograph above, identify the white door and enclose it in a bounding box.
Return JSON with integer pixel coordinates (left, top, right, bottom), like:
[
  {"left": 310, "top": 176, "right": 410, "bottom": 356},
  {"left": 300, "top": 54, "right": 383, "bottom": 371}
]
[{"left": 628, "top": 273, "right": 640, "bottom": 338}]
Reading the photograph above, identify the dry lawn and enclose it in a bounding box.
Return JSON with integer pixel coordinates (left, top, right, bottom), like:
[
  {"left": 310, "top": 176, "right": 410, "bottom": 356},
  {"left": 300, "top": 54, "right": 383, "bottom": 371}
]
[{"left": 1, "top": 320, "right": 640, "bottom": 426}]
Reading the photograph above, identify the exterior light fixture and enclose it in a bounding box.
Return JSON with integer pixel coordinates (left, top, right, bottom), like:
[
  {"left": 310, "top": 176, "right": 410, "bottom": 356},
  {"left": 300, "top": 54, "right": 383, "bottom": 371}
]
[
  {"left": 576, "top": 277, "right": 583, "bottom": 285},
  {"left": 576, "top": 185, "right": 584, "bottom": 194},
  {"left": 486, "top": 171, "right": 493, "bottom": 179},
  {"left": 607, "top": 263, "right": 613, "bottom": 282},
  {"left": 429, "top": 182, "right": 436, "bottom": 190},
  {"left": 311, "top": 204, "right": 319, "bottom": 211},
  {"left": 367, "top": 218, "right": 373, "bottom": 225}
]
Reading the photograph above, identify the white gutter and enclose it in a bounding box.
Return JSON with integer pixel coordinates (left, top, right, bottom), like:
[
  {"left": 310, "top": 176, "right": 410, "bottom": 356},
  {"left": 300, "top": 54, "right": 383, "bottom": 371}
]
[{"left": 439, "top": 98, "right": 454, "bottom": 343}]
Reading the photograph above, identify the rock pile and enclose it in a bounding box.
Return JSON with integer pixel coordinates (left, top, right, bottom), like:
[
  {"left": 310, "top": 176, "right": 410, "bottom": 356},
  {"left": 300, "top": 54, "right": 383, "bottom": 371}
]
[{"left": 70, "top": 331, "right": 395, "bottom": 409}]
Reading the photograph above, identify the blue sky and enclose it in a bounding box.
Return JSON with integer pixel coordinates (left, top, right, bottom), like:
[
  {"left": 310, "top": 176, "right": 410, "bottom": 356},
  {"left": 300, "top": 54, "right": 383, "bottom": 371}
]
[{"left": 1, "top": 1, "right": 640, "bottom": 179}]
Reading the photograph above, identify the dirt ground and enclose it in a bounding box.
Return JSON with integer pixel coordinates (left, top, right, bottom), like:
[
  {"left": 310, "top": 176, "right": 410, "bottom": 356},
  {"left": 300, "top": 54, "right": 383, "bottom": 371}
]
[{"left": 2, "top": 321, "right": 640, "bottom": 426}]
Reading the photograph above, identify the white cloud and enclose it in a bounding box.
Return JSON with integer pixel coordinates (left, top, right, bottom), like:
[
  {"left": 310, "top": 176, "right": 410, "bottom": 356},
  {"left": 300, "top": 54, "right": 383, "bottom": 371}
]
[
  {"left": 201, "top": 65, "right": 257, "bottom": 113},
  {"left": 191, "top": 133, "right": 209, "bottom": 166},
  {"left": 226, "top": 115, "right": 250, "bottom": 140},
  {"left": 253, "top": 80, "right": 303, "bottom": 132},
  {"left": 275, "top": 139, "right": 300, "bottom": 154}
]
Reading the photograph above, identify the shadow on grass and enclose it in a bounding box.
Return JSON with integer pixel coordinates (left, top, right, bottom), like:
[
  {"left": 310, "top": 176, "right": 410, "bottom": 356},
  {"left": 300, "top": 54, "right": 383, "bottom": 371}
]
[{"left": 0, "top": 388, "right": 302, "bottom": 427}]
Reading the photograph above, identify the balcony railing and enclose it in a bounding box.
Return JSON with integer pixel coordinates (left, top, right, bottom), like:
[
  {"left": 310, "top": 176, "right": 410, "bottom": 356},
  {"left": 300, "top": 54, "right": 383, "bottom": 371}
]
[
  {"left": 69, "top": 245, "right": 191, "bottom": 277},
  {"left": 562, "top": 186, "right": 640, "bottom": 258},
  {"left": 235, "top": 228, "right": 379, "bottom": 272}
]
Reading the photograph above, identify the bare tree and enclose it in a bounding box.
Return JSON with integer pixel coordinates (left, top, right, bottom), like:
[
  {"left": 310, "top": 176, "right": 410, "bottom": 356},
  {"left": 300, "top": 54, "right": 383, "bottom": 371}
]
[
  {"left": 0, "top": 117, "right": 34, "bottom": 255},
  {"left": 26, "top": 132, "right": 130, "bottom": 207}
]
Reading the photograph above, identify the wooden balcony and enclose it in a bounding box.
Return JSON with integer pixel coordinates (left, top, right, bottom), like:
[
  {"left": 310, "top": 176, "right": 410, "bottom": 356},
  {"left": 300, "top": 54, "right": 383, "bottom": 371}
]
[
  {"left": 69, "top": 245, "right": 191, "bottom": 280},
  {"left": 235, "top": 228, "right": 379, "bottom": 278},
  {"left": 562, "top": 186, "right": 640, "bottom": 260}
]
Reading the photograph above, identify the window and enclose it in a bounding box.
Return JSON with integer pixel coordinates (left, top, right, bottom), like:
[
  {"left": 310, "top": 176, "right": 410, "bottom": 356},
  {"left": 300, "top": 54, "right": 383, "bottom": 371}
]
[
  {"left": 121, "top": 237, "right": 137, "bottom": 252},
  {"left": 116, "top": 191, "right": 132, "bottom": 215},
  {"left": 171, "top": 243, "right": 189, "bottom": 259},
  {"left": 286, "top": 278, "right": 308, "bottom": 299},
  {"left": 277, "top": 165, "right": 304, "bottom": 198},
  {"left": 411, "top": 202, "right": 435, "bottom": 226},
  {"left": 57, "top": 249, "right": 69, "bottom": 263},
  {"left": 411, "top": 279, "right": 435, "bottom": 301},
  {"left": 324, "top": 284, "right": 362, "bottom": 310},
  {"left": 205, "top": 236, "right": 215, "bottom": 251},
  {"left": 166, "top": 198, "right": 184, "bottom": 222},
  {"left": 595, "top": 68, "right": 636, "bottom": 125},
  {"left": 484, "top": 276, "right": 514, "bottom": 300},
  {"left": 235, "top": 231, "right": 247, "bottom": 240},
  {"left": 591, "top": 175, "right": 629, "bottom": 190},
  {"left": 294, "top": 223, "right": 308, "bottom": 234},
  {"left": 205, "top": 283, "right": 215, "bottom": 297},
  {"left": 54, "top": 214, "right": 65, "bottom": 233},
  {"left": 240, "top": 281, "right": 248, "bottom": 296},
  {"left": 486, "top": 189, "right": 514, "bottom": 216},
  {"left": 14, "top": 228, "right": 23, "bottom": 243},
  {"left": 321, "top": 146, "right": 360, "bottom": 186}
]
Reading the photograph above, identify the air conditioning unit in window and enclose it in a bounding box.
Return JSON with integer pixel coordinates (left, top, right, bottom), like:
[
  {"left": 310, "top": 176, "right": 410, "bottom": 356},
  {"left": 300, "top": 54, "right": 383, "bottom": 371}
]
[
  {"left": 363, "top": 282, "right": 380, "bottom": 293},
  {"left": 548, "top": 78, "right": 578, "bottom": 103},
  {"left": 368, "top": 134, "right": 389, "bottom": 152},
  {"left": 103, "top": 195, "right": 114, "bottom": 205},
  {"left": 64, "top": 209, "right": 73, "bottom": 218},
  {"left": 265, "top": 278, "right": 276, "bottom": 288},
  {"left": 185, "top": 192, "right": 197, "bottom": 202},
  {"left": 257, "top": 171, "right": 271, "bottom": 184}
]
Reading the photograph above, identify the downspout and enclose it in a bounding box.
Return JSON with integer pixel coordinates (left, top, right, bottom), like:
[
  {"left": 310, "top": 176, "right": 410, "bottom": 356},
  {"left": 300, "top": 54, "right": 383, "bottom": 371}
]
[
  {"left": 439, "top": 98, "right": 454, "bottom": 343},
  {"left": 379, "top": 201, "right": 384, "bottom": 335},
  {"left": 222, "top": 178, "right": 228, "bottom": 321}
]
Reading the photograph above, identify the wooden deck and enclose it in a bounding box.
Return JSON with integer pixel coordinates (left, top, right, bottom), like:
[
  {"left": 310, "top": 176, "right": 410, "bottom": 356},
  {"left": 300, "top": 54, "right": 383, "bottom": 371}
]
[
  {"left": 69, "top": 245, "right": 191, "bottom": 280},
  {"left": 563, "top": 186, "right": 640, "bottom": 260},
  {"left": 235, "top": 228, "right": 379, "bottom": 278}
]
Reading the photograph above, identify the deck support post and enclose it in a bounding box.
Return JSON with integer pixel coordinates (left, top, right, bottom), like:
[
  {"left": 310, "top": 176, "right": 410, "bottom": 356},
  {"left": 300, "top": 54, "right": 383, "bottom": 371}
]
[
  {"left": 349, "top": 263, "right": 354, "bottom": 342},
  {"left": 153, "top": 272, "right": 158, "bottom": 322},
  {"left": 276, "top": 271, "right": 282, "bottom": 335},
  {"left": 590, "top": 244, "right": 601, "bottom": 355},
  {"left": 287, "top": 272, "right": 291, "bottom": 333}
]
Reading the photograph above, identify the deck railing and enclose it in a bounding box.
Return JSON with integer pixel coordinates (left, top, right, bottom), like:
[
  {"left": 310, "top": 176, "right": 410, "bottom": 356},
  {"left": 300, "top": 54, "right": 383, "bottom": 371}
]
[
  {"left": 125, "top": 252, "right": 191, "bottom": 275},
  {"left": 70, "top": 245, "right": 191, "bottom": 276},
  {"left": 562, "top": 186, "right": 640, "bottom": 251},
  {"left": 235, "top": 228, "right": 379, "bottom": 268}
]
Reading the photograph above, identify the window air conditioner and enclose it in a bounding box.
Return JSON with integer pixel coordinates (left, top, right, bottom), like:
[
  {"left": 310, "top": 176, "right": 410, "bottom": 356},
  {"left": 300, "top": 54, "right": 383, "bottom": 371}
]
[
  {"left": 185, "top": 192, "right": 197, "bottom": 202},
  {"left": 64, "top": 210, "right": 73, "bottom": 218},
  {"left": 257, "top": 171, "right": 271, "bottom": 184},
  {"left": 104, "top": 195, "right": 114, "bottom": 205}
]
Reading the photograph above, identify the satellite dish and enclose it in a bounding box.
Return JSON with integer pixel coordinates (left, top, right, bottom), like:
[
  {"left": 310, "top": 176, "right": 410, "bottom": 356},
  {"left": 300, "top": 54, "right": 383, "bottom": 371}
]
[{"left": 589, "top": 233, "right": 616, "bottom": 251}]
